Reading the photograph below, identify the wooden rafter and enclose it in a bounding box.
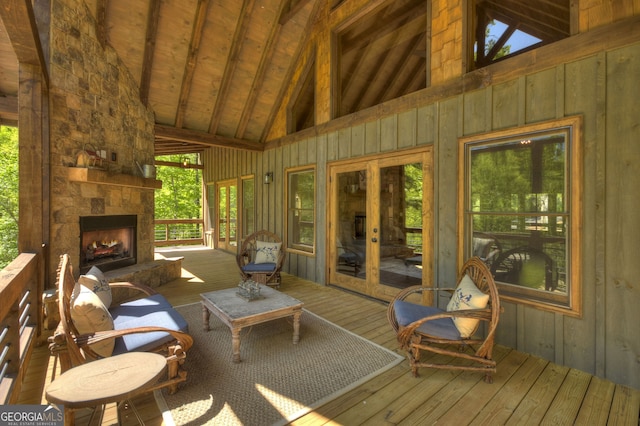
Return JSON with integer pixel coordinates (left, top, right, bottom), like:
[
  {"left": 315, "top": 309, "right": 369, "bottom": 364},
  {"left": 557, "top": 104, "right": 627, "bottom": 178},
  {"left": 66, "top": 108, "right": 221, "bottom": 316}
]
[
  {"left": 235, "top": 0, "right": 288, "bottom": 139},
  {"left": 208, "top": 0, "right": 256, "bottom": 134},
  {"left": 139, "top": 0, "right": 161, "bottom": 106},
  {"left": 174, "top": 0, "right": 211, "bottom": 129}
]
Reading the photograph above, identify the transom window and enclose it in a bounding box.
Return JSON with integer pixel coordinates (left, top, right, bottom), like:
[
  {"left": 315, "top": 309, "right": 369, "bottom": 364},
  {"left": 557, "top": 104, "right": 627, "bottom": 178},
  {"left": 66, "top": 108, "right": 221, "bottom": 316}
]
[
  {"left": 459, "top": 117, "right": 582, "bottom": 316},
  {"left": 470, "top": 0, "right": 571, "bottom": 69}
]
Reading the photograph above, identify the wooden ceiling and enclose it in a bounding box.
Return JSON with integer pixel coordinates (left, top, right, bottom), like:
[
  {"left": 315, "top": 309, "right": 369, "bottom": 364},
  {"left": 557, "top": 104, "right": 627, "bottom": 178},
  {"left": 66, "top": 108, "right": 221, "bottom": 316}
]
[{"left": 0, "top": 0, "right": 571, "bottom": 156}]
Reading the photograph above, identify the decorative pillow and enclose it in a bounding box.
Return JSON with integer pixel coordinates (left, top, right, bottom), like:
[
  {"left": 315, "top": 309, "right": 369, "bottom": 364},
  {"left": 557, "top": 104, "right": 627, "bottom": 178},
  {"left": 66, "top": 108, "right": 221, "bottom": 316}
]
[
  {"left": 446, "top": 274, "right": 490, "bottom": 338},
  {"left": 254, "top": 241, "right": 281, "bottom": 264},
  {"left": 70, "top": 283, "right": 115, "bottom": 357},
  {"left": 78, "top": 265, "right": 112, "bottom": 308}
]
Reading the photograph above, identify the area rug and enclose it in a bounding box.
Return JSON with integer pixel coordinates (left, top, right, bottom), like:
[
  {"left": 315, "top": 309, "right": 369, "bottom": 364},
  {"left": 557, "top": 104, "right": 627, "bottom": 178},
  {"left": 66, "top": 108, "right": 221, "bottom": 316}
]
[{"left": 155, "top": 302, "right": 403, "bottom": 426}]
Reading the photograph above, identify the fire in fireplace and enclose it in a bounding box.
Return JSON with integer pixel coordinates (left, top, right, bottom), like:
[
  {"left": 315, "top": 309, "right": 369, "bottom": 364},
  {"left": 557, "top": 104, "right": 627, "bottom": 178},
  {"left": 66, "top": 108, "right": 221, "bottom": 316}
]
[{"left": 79, "top": 215, "right": 137, "bottom": 274}]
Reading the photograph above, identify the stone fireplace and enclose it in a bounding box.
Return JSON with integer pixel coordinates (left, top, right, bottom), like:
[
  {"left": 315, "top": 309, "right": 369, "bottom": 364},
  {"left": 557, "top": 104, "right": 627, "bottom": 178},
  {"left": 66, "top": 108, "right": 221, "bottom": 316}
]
[
  {"left": 47, "top": 0, "right": 158, "bottom": 285},
  {"left": 79, "top": 215, "right": 137, "bottom": 274}
]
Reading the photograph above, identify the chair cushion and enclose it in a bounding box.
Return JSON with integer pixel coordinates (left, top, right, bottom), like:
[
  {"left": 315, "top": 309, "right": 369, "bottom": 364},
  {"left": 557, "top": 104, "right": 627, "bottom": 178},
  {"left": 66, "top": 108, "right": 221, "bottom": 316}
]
[
  {"left": 254, "top": 241, "right": 281, "bottom": 264},
  {"left": 111, "top": 295, "right": 189, "bottom": 354},
  {"left": 446, "top": 274, "right": 490, "bottom": 338},
  {"left": 70, "top": 283, "right": 115, "bottom": 357},
  {"left": 393, "top": 300, "right": 461, "bottom": 340},
  {"left": 78, "top": 265, "right": 112, "bottom": 308},
  {"left": 108, "top": 293, "right": 175, "bottom": 322},
  {"left": 242, "top": 262, "right": 277, "bottom": 273}
]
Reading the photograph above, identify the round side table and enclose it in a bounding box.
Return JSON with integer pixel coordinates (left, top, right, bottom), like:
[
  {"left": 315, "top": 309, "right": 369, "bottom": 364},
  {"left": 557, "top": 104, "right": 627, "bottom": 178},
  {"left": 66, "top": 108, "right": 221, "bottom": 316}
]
[{"left": 46, "top": 352, "right": 166, "bottom": 425}]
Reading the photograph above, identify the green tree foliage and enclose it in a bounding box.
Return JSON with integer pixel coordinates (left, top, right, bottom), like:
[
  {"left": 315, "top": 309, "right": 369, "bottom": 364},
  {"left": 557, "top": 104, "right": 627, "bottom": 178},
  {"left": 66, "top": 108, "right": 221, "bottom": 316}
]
[
  {"left": 0, "top": 126, "right": 19, "bottom": 269},
  {"left": 154, "top": 154, "right": 202, "bottom": 219}
]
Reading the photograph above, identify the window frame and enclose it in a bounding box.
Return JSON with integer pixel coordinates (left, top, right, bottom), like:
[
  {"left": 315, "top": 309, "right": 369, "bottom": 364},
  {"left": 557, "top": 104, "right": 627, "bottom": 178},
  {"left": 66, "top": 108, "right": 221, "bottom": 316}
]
[
  {"left": 285, "top": 166, "right": 316, "bottom": 256},
  {"left": 457, "top": 116, "right": 583, "bottom": 317}
]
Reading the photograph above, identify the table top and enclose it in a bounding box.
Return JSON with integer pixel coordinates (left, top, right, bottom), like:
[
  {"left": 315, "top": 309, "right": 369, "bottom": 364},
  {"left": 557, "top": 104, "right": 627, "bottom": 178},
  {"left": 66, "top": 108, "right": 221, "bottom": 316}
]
[
  {"left": 45, "top": 352, "right": 167, "bottom": 408},
  {"left": 201, "top": 285, "right": 303, "bottom": 320}
]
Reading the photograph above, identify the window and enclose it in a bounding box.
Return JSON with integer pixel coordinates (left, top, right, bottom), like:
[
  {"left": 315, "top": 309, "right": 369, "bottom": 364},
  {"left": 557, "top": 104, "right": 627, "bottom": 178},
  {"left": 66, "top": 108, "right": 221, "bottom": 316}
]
[
  {"left": 286, "top": 167, "right": 315, "bottom": 254},
  {"left": 470, "top": 0, "right": 570, "bottom": 69},
  {"left": 458, "top": 116, "right": 582, "bottom": 316}
]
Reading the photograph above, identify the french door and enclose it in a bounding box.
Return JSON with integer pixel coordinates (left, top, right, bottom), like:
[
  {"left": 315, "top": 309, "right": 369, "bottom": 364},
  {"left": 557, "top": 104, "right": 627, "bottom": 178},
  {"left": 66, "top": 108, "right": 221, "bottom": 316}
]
[
  {"left": 216, "top": 179, "right": 237, "bottom": 251},
  {"left": 328, "top": 149, "right": 433, "bottom": 301}
]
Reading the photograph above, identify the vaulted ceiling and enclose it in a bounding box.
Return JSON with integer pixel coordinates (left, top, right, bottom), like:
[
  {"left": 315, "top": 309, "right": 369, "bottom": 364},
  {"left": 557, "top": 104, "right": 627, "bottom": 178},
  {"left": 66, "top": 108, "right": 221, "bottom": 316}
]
[{"left": 0, "top": 0, "right": 571, "bottom": 156}]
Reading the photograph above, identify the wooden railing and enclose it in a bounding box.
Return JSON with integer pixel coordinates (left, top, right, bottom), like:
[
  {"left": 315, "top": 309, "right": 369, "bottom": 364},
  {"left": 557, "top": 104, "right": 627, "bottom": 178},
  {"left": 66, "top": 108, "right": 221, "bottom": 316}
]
[
  {"left": 154, "top": 219, "right": 205, "bottom": 246},
  {"left": 0, "top": 252, "right": 42, "bottom": 404}
]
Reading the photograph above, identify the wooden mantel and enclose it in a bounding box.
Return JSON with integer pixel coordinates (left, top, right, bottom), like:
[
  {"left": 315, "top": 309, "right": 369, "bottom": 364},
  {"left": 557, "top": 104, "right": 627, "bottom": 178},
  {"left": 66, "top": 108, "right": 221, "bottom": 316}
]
[{"left": 67, "top": 167, "right": 162, "bottom": 189}]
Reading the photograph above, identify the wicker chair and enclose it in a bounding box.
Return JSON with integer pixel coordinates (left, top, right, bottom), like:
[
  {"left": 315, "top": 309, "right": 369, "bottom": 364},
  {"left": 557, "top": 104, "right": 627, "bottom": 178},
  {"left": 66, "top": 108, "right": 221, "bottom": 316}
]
[
  {"left": 387, "top": 257, "right": 500, "bottom": 383},
  {"left": 48, "top": 254, "right": 193, "bottom": 395},
  {"left": 237, "top": 230, "right": 285, "bottom": 288}
]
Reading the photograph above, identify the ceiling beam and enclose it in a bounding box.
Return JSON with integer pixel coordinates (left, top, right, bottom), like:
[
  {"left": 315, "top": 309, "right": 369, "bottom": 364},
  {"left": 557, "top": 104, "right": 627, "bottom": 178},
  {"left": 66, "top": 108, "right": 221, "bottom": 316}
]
[
  {"left": 155, "top": 124, "right": 264, "bottom": 152},
  {"left": 0, "top": 0, "right": 49, "bottom": 86}
]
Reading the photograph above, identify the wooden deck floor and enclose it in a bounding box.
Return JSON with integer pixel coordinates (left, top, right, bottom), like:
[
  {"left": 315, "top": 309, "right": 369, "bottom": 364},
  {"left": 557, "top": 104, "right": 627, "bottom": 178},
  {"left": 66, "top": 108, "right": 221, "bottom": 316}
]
[{"left": 19, "top": 246, "right": 640, "bottom": 425}]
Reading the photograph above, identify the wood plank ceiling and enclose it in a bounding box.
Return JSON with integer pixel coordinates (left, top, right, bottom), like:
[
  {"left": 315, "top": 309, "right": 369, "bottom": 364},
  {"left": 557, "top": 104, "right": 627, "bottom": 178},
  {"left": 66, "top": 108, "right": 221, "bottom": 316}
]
[{"left": 0, "top": 0, "right": 571, "bottom": 156}]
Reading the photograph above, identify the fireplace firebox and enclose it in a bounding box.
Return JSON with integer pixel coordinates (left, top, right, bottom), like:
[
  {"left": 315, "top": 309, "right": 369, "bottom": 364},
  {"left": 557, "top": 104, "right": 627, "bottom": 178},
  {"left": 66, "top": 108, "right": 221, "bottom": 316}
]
[{"left": 79, "top": 215, "right": 137, "bottom": 274}]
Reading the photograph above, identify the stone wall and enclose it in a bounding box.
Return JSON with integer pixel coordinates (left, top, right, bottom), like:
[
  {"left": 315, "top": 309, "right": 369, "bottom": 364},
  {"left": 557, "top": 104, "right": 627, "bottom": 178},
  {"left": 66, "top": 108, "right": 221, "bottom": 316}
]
[{"left": 48, "top": 0, "right": 156, "bottom": 284}]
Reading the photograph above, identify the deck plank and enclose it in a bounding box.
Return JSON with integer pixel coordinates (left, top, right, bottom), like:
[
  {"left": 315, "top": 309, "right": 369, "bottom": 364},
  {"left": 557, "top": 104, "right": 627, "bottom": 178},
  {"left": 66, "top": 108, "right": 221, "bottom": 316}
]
[
  {"left": 573, "top": 376, "right": 615, "bottom": 426},
  {"left": 541, "top": 368, "right": 592, "bottom": 424}
]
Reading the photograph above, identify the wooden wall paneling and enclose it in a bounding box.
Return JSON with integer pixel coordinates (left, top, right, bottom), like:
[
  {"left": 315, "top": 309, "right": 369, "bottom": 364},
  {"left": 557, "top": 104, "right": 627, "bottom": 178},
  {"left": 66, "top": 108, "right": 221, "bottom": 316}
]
[
  {"left": 289, "top": 141, "right": 299, "bottom": 168},
  {"left": 307, "top": 135, "right": 317, "bottom": 164},
  {"left": 562, "top": 54, "right": 600, "bottom": 375},
  {"left": 604, "top": 44, "right": 640, "bottom": 389},
  {"left": 525, "top": 68, "right": 558, "bottom": 123},
  {"left": 398, "top": 109, "right": 417, "bottom": 149},
  {"left": 275, "top": 147, "right": 284, "bottom": 235},
  {"left": 462, "top": 88, "right": 488, "bottom": 136},
  {"left": 350, "top": 123, "right": 365, "bottom": 158},
  {"left": 522, "top": 307, "right": 557, "bottom": 362},
  {"left": 417, "top": 104, "right": 436, "bottom": 145},
  {"left": 315, "top": 140, "right": 326, "bottom": 285},
  {"left": 365, "top": 119, "right": 380, "bottom": 155},
  {"left": 435, "top": 97, "right": 459, "bottom": 292},
  {"left": 380, "top": 114, "right": 398, "bottom": 152},
  {"left": 327, "top": 130, "right": 339, "bottom": 161},
  {"left": 491, "top": 79, "right": 520, "bottom": 130},
  {"left": 495, "top": 302, "right": 518, "bottom": 349},
  {"left": 338, "top": 127, "right": 351, "bottom": 159}
]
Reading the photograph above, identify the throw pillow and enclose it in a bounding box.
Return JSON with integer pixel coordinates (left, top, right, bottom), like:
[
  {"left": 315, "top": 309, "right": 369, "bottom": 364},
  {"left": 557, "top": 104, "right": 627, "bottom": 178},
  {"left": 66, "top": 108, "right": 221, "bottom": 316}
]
[
  {"left": 71, "top": 283, "right": 115, "bottom": 357},
  {"left": 254, "top": 241, "right": 281, "bottom": 264},
  {"left": 78, "top": 265, "right": 112, "bottom": 308},
  {"left": 446, "top": 274, "right": 490, "bottom": 338}
]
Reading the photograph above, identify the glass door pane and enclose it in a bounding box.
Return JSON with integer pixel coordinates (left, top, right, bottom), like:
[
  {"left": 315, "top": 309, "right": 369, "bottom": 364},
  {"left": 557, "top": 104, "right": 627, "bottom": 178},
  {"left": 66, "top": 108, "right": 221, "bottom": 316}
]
[
  {"left": 335, "top": 169, "right": 367, "bottom": 280},
  {"left": 229, "top": 184, "right": 237, "bottom": 247},
  {"left": 377, "top": 163, "right": 423, "bottom": 289},
  {"left": 218, "top": 186, "right": 227, "bottom": 245}
]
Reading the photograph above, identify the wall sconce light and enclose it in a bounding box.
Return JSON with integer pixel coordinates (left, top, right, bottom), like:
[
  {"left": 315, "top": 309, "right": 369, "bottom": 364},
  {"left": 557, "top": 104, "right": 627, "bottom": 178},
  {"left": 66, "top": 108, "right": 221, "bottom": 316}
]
[
  {"left": 182, "top": 157, "right": 190, "bottom": 167},
  {"left": 264, "top": 172, "right": 273, "bottom": 184}
]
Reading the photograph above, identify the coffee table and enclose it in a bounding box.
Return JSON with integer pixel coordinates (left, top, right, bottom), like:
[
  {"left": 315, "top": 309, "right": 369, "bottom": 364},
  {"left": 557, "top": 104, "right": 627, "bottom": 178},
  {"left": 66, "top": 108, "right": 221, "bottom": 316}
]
[{"left": 200, "top": 285, "right": 304, "bottom": 363}]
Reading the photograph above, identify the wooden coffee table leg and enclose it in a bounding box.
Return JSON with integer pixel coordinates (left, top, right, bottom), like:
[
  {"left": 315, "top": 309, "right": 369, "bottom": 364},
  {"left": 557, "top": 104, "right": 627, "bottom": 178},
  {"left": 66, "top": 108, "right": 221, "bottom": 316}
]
[
  {"left": 232, "top": 327, "right": 242, "bottom": 363},
  {"left": 202, "top": 304, "right": 211, "bottom": 331},
  {"left": 292, "top": 310, "right": 301, "bottom": 344}
]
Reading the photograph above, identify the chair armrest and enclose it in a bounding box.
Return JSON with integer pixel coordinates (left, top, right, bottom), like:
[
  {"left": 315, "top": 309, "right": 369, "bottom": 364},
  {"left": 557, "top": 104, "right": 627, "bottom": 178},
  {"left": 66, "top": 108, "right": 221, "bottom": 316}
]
[{"left": 72, "top": 326, "right": 194, "bottom": 360}]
